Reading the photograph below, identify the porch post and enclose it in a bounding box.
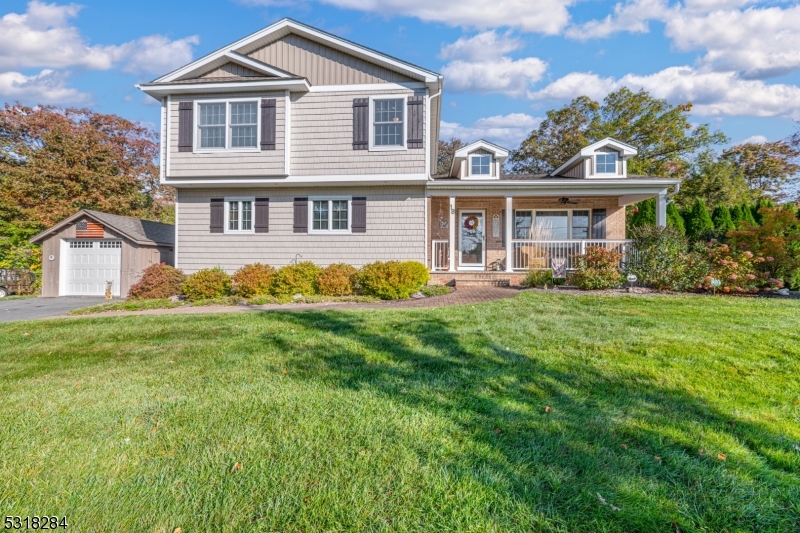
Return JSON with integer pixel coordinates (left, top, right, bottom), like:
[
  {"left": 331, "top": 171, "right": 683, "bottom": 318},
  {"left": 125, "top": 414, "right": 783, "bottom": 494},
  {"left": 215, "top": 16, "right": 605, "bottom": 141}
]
[
  {"left": 505, "top": 196, "right": 514, "bottom": 272},
  {"left": 448, "top": 196, "right": 456, "bottom": 272},
  {"left": 656, "top": 191, "right": 667, "bottom": 227}
]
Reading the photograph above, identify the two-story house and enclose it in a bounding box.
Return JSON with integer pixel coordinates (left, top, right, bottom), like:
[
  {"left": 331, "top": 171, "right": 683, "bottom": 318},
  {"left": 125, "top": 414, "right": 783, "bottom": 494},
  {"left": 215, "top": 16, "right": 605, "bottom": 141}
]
[{"left": 138, "top": 18, "right": 680, "bottom": 286}]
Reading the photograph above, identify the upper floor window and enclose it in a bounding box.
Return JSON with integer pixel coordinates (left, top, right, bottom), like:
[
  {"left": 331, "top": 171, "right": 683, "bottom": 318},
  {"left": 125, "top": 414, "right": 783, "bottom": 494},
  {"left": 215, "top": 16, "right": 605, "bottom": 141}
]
[
  {"left": 596, "top": 152, "right": 617, "bottom": 174},
  {"left": 372, "top": 98, "right": 404, "bottom": 149},
  {"left": 471, "top": 155, "right": 491, "bottom": 176},
  {"left": 198, "top": 101, "right": 258, "bottom": 150},
  {"left": 310, "top": 198, "right": 350, "bottom": 233},
  {"left": 226, "top": 198, "right": 253, "bottom": 233}
]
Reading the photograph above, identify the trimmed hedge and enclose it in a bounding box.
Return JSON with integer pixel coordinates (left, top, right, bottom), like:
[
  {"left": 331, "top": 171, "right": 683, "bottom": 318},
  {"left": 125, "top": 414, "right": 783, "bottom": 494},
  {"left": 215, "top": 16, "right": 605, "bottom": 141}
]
[
  {"left": 355, "top": 261, "right": 429, "bottom": 300},
  {"left": 182, "top": 267, "right": 231, "bottom": 301},
  {"left": 270, "top": 261, "right": 320, "bottom": 297},
  {"left": 232, "top": 263, "right": 275, "bottom": 297},
  {"left": 316, "top": 263, "right": 357, "bottom": 296},
  {"left": 127, "top": 263, "right": 185, "bottom": 299}
]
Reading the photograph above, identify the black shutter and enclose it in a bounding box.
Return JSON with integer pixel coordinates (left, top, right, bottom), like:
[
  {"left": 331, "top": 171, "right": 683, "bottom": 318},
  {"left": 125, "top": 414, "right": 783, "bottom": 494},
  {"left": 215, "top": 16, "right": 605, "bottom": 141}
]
[
  {"left": 407, "top": 96, "right": 424, "bottom": 149},
  {"left": 352, "top": 197, "right": 366, "bottom": 233},
  {"left": 352, "top": 98, "right": 369, "bottom": 150},
  {"left": 293, "top": 198, "right": 308, "bottom": 233},
  {"left": 178, "top": 102, "right": 193, "bottom": 152},
  {"left": 592, "top": 209, "right": 607, "bottom": 239},
  {"left": 260, "top": 99, "right": 276, "bottom": 150},
  {"left": 255, "top": 198, "right": 269, "bottom": 233},
  {"left": 210, "top": 198, "right": 224, "bottom": 233}
]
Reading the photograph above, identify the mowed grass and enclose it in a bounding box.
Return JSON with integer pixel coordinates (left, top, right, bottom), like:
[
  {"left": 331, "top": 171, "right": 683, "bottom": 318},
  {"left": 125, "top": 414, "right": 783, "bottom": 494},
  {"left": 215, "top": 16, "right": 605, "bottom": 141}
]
[{"left": 1, "top": 293, "right": 799, "bottom": 532}]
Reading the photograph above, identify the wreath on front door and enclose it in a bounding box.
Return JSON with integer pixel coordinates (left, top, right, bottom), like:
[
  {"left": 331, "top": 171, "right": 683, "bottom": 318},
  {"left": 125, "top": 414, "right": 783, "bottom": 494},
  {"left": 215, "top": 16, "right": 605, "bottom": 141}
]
[{"left": 463, "top": 215, "right": 480, "bottom": 231}]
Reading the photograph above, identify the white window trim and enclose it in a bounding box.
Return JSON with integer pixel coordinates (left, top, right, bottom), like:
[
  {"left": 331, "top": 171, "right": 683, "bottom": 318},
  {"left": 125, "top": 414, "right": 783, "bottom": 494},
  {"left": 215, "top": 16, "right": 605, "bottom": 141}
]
[
  {"left": 512, "top": 209, "right": 593, "bottom": 240},
  {"left": 193, "top": 97, "right": 261, "bottom": 154},
  {"left": 308, "top": 196, "right": 352, "bottom": 234},
  {"left": 466, "top": 154, "right": 493, "bottom": 178},
  {"left": 224, "top": 197, "right": 255, "bottom": 234},
  {"left": 595, "top": 152, "right": 618, "bottom": 175},
  {"left": 368, "top": 95, "right": 408, "bottom": 152}
]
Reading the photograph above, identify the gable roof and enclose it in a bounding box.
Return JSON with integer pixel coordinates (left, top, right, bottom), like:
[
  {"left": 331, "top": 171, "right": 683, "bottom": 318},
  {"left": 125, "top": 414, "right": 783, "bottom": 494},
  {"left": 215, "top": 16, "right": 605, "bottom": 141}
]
[
  {"left": 551, "top": 137, "right": 638, "bottom": 177},
  {"left": 151, "top": 18, "right": 441, "bottom": 87},
  {"left": 449, "top": 140, "right": 510, "bottom": 177},
  {"left": 30, "top": 210, "right": 174, "bottom": 247}
]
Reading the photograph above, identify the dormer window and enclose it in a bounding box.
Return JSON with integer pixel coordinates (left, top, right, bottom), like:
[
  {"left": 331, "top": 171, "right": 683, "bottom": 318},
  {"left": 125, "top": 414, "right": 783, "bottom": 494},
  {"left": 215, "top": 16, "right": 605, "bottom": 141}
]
[
  {"left": 596, "top": 152, "right": 617, "bottom": 174},
  {"left": 471, "top": 155, "right": 491, "bottom": 176}
]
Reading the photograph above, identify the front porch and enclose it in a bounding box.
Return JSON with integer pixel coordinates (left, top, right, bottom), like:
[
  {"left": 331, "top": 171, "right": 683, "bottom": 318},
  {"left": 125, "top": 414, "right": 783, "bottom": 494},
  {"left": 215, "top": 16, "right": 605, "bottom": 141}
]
[{"left": 425, "top": 195, "right": 648, "bottom": 284}]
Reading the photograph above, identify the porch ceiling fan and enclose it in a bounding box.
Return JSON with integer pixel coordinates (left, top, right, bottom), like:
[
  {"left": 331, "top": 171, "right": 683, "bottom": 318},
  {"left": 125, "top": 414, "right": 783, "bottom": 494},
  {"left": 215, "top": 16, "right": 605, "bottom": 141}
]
[{"left": 558, "top": 197, "right": 580, "bottom": 205}]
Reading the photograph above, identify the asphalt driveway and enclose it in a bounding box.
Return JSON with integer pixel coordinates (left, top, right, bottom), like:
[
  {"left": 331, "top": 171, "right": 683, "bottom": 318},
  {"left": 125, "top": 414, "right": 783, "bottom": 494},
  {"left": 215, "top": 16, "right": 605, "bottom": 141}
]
[{"left": 0, "top": 297, "right": 107, "bottom": 323}]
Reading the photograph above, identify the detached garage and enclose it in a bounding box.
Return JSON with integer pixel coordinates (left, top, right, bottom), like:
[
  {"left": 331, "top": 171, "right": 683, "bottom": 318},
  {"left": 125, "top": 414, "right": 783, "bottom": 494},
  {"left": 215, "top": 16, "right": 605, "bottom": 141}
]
[{"left": 30, "top": 210, "right": 174, "bottom": 297}]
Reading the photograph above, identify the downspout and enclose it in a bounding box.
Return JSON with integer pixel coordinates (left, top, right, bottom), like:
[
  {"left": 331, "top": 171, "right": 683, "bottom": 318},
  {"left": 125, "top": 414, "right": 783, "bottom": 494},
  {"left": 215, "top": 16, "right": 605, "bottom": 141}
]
[
  {"left": 666, "top": 181, "right": 681, "bottom": 203},
  {"left": 424, "top": 82, "right": 442, "bottom": 271},
  {"left": 426, "top": 85, "right": 442, "bottom": 181}
]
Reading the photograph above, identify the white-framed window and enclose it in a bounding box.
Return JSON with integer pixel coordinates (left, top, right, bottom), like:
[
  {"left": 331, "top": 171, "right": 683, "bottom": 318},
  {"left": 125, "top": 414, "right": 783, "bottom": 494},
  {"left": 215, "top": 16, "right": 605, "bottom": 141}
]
[
  {"left": 309, "top": 198, "right": 351, "bottom": 233},
  {"left": 225, "top": 198, "right": 254, "bottom": 234},
  {"left": 196, "top": 99, "right": 259, "bottom": 152},
  {"left": 369, "top": 96, "right": 406, "bottom": 151},
  {"left": 471, "top": 154, "right": 491, "bottom": 176},
  {"left": 595, "top": 152, "right": 617, "bottom": 174},
  {"left": 514, "top": 209, "right": 593, "bottom": 240}
]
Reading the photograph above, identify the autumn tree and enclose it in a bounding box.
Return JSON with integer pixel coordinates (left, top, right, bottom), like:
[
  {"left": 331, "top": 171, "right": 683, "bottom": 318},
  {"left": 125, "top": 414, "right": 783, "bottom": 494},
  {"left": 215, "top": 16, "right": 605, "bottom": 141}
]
[
  {"left": 436, "top": 137, "right": 464, "bottom": 175},
  {"left": 676, "top": 149, "right": 753, "bottom": 209},
  {"left": 722, "top": 132, "right": 800, "bottom": 199},
  {"left": 509, "top": 88, "right": 726, "bottom": 178},
  {"left": 0, "top": 103, "right": 171, "bottom": 270}
]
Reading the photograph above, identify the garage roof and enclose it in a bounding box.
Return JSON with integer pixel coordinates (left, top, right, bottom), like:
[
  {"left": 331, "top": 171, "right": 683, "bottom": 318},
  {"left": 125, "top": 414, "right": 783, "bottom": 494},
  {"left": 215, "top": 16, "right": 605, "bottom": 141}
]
[{"left": 30, "top": 210, "right": 174, "bottom": 247}]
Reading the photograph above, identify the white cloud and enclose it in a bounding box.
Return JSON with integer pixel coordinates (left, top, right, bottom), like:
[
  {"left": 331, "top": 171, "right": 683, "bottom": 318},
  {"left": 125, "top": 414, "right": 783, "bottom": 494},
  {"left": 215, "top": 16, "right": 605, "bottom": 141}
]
[
  {"left": 242, "top": 0, "right": 575, "bottom": 34},
  {"left": 666, "top": 5, "right": 800, "bottom": 78},
  {"left": 741, "top": 135, "right": 767, "bottom": 144},
  {"left": 439, "top": 32, "right": 547, "bottom": 96},
  {"left": 529, "top": 66, "right": 800, "bottom": 119},
  {"left": 440, "top": 112, "right": 541, "bottom": 147},
  {"left": 565, "top": 0, "right": 800, "bottom": 79},
  {"left": 0, "top": 69, "right": 90, "bottom": 104},
  {"left": 0, "top": 1, "right": 198, "bottom": 77}
]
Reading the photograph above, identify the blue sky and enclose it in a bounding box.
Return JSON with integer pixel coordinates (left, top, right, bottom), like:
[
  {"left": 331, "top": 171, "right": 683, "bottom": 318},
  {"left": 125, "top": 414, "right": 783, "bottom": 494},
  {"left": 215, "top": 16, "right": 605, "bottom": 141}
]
[{"left": 2, "top": 0, "right": 799, "bottom": 151}]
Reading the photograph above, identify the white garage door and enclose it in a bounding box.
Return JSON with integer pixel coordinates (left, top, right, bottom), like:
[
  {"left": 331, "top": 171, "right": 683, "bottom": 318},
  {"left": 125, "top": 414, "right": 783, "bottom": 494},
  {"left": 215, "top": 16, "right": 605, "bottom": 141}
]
[{"left": 63, "top": 240, "right": 122, "bottom": 296}]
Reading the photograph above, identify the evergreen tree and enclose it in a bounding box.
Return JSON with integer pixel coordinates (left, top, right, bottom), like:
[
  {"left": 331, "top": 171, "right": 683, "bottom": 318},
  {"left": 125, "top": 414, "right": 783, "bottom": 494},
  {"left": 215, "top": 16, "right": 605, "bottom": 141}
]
[
  {"left": 666, "top": 202, "right": 685, "bottom": 235},
  {"left": 629, "top": 198, "right": 656, "bottom": 229},
  {"left": 753, "top": 197, "right": 773, "bottom": 225},
  {"left": 741, "top": 202, "right": 758, "bottom": 226},
  {"left": 730, "top": 204, "right": 745, "bottom": 228},
  {"left": 711, "top": 205, "right": 735, "bottom": 232},
  {"left": 686, "top": 198, "right": 714, "bottom": 239}
]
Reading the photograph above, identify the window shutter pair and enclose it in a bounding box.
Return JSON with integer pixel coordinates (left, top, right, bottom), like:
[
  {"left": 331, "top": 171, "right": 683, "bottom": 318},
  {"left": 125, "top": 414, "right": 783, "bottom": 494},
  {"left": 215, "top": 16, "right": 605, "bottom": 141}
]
[
  {"left": 178, "top": 98, "right": 277, "bottom": 151},
  {"left": 291, "top": 197, "right": 367, "bottom": 233},
  {"left": 592, "top": 209, "right": 607, "bottom": 239},
  {"left": 351, "top": 97, "right": 425, "bottom": 149},
  {"left": 209, "top": 198, "right": 269, "bottom": 233}
]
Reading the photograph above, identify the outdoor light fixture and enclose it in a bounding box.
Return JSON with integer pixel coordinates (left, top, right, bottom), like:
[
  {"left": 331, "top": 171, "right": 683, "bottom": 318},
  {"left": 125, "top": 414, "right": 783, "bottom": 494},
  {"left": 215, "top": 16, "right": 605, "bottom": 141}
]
[{"left": 558, "top": 197, "right": 579, "bottom": 205}]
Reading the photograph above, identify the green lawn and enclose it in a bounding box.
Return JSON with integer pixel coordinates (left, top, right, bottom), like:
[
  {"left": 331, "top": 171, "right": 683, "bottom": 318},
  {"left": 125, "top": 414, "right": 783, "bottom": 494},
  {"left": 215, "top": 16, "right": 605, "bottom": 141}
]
[{"left": 1, "top": 292, "right": 799, "bottom": 532}]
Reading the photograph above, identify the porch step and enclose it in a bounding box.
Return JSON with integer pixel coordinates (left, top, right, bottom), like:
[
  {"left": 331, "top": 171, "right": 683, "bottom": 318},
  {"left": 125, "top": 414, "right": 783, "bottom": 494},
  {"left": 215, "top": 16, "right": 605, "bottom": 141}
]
[{"left": 454, "top": 277, "right": 511, "bottom": 287}]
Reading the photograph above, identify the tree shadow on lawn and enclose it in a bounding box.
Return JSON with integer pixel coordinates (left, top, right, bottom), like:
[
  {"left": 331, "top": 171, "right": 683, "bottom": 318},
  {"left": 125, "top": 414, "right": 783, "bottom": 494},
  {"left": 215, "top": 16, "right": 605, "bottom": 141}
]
[{"left": 256, "top": 308, "right": 800, "bottom": 532}]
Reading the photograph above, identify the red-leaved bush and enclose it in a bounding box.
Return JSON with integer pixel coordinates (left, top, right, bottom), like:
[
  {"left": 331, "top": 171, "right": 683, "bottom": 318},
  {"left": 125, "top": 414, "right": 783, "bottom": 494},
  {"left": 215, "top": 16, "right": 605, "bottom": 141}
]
[
  {"left": 127, "top": 263, "right": 185, "bottom": 299},
  {"left": 232, "top": 263, "right": 275, "bottom": 297},
  {"left": 316, "top": 263, "right": 357, "bottom": 296}
]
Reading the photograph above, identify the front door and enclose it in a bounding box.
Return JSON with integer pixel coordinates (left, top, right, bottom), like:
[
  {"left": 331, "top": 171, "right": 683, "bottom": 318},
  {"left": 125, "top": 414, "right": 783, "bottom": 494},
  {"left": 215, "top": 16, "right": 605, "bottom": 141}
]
[{"left": 459, "top": 211, "right": 485, "bottom": 270}]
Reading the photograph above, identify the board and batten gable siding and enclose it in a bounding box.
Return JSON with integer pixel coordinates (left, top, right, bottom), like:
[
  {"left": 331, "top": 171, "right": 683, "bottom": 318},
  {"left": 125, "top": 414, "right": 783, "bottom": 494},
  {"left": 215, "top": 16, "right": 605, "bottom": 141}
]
[
  {"left": 291, "top": 89, "right": 426, "bottom": 176},
  {"left": 167, "top": 92, "right": 285, "bottom": 178},
  {"left": 244, "top": 33, "right": 415, "bottom": 86},
  {"left": 199, "top": 63, "right": 265, "bottom": 79},
  {"left": 175, "top": 187, "right": 425, "bottom": 273}
]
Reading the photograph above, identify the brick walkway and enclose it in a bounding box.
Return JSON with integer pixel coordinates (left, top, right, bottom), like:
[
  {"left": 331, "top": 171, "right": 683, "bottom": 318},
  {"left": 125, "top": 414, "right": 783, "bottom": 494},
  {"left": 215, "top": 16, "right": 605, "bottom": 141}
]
[{"left": 62, "top": 286, "right": 521, "bottom": 319}]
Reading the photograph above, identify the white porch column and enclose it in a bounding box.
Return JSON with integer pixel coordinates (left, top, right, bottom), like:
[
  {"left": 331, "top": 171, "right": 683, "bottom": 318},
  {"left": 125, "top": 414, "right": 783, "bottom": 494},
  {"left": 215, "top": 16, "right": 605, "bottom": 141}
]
[
  {"left": 505, "top": 196, "right": 514, "bottom": 272},
  {"left": 448, "top": 196, "right": 456, "bottom": 272},
  {"left": 656, "top": 191, "right": 667, "bottom": 227}
]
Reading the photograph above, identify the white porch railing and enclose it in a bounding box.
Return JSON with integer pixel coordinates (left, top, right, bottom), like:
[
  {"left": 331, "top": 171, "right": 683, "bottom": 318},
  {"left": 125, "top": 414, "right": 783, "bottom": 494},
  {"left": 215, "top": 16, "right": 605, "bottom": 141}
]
[
  {"left": 432, "top": 240, "right": 450, "bottom": 271},
  {"left": 511, "top": 239, "right": 634, "bottom": 271}
]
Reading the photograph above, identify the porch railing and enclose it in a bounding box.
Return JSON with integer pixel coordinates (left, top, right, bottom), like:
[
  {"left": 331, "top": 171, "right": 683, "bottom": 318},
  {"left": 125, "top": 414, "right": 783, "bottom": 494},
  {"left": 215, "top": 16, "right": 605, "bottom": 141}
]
[
  {"left": 511, "top": 239, "right": 634, "bottom": 271},
  {"left": 432, "top": 240, "right": 450, "bottom": 271}
]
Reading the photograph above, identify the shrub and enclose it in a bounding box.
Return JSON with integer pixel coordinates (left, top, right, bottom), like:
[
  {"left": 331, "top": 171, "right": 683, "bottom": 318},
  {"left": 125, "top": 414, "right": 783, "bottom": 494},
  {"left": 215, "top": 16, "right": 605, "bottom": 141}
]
[
  {"left": 231, "top": 263, "right": 275, "bottom": 297},
  {"left": 316, "top": 263, "right": 357, "bottom": 296},
  {"left": 685, "top": 198, "right": 714, "bottom": 239},
  {"left": 128, "top": 263, "right": 185, "bottom": 299},
  {"left": 628, "top": 226, "right": 704, "bottom": 291},
  {"left": 522, "top": 269, "right": 553, "bottom": 288},
  {"left": 667, "top": 203, "right": 686, "bottom": 235},
  {"left": 270, "top": 262, "right": 320, "bottom": 297},
  {"left": 356, "top": 261, "right": 429, "bottom": 300},
  {"left": 571, "top": 246, "right": 623, "bottom": 290},
  {"left": 181, "top": 267, "right": 231, "bottom": 301},
  {"left": 700, "top": 242, "right": 759, "bottom": 293}
]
